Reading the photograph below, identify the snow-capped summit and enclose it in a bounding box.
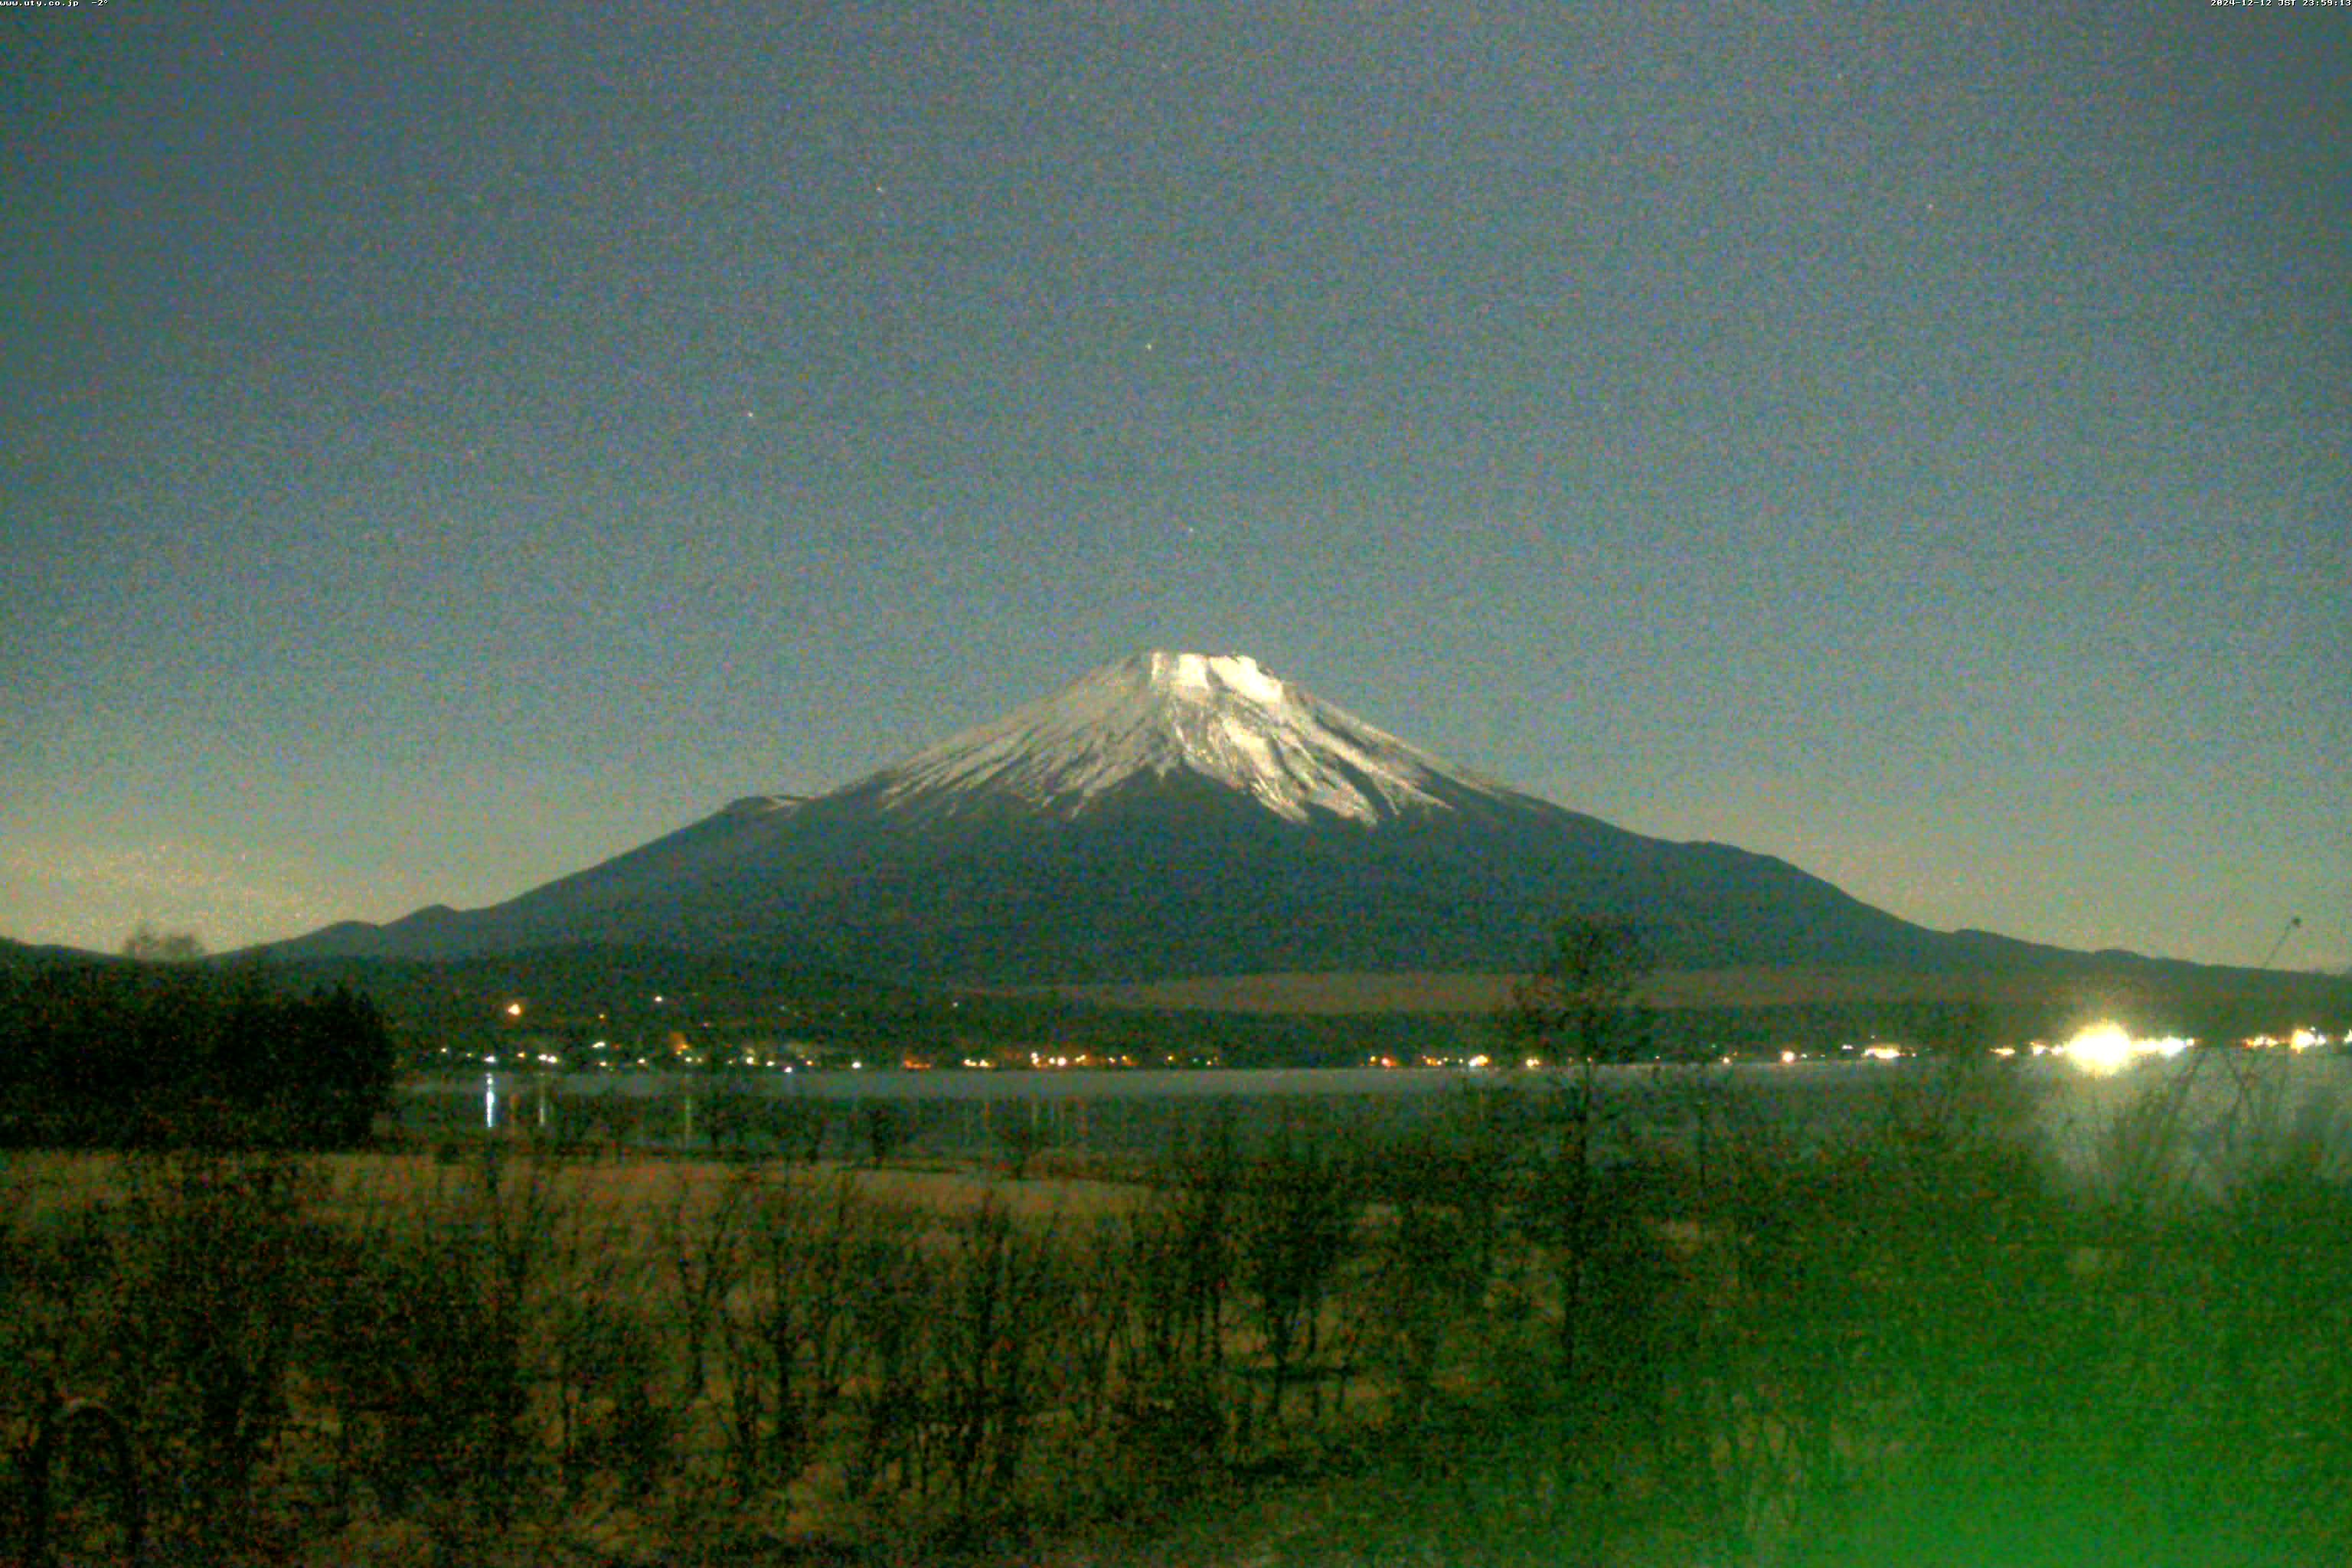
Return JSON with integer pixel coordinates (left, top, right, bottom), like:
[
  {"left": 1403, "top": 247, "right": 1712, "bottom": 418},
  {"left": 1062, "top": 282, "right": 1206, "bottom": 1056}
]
[{"left": 866, "top": 650, "right": 1500, "bottom": 825}]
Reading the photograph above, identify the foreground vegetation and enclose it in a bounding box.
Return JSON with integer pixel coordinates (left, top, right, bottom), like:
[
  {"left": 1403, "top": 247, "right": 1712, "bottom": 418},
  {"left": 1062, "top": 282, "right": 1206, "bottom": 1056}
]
[{"left": 5, "top": 1050, "right": 2350, "bottom": 1567}]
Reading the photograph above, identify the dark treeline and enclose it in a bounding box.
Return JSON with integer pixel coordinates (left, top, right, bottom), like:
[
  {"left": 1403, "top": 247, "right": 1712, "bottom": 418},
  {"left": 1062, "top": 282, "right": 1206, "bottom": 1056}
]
[{"left": 0, "top": 959, "right": 395, "bottom": 1148}]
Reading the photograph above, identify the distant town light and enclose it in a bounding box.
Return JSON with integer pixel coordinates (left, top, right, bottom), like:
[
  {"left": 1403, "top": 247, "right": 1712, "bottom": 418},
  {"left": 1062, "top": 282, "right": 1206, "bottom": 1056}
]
[{"left": 504, "top": 1001, "right": 524, "bottom": 1018}]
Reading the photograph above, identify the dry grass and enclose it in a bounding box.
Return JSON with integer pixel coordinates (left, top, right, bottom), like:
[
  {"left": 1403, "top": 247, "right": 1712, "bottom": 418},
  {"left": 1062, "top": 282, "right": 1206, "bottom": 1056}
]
[
  {"left": 309, "top": 1148, "right": 1155, "bottom": 1223},
  {"left": 2, "top": 1148, "right": 134, "bottom": 1220}
]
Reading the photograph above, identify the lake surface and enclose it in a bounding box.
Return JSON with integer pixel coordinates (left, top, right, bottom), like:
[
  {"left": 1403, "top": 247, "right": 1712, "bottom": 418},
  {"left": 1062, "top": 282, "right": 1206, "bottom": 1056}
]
[{"left": 400, "top": 1052, "right": 2352, "bottom": 1187}]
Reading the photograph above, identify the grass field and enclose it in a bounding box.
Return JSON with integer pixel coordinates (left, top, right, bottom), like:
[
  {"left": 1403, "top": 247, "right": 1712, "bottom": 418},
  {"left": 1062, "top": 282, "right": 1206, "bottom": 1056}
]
[{"left": 7, "top": 1052, "right": 2352, "bottom": 1566}]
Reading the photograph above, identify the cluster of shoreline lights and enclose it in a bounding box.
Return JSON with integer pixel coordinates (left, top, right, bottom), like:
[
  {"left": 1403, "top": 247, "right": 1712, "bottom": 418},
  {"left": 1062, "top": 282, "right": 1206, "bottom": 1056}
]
[
  {"left": 478, "top": 998, "right": 2336, "bottom": 1077},
  {"left": 1823, "top": 1022, "right": 2336, "bottom": 1078},
  {"left": 2043, "top": 1022, "right": 2339, "bottom": 1076},
  {"left": 1423, "top": 1024, "right": 2340, "bottom": 1078}
]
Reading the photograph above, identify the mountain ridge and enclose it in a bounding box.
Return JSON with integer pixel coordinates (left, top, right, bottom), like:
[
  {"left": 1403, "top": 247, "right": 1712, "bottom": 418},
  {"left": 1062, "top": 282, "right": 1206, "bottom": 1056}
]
[{"left": 264, "top": 651, "right": 2214, "bottom": 987}]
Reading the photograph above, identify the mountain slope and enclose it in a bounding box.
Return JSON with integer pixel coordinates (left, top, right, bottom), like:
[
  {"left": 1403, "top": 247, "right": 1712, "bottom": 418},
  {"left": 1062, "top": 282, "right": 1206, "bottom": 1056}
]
[{"left": 274, "top": 651, "right": 2030, "bottom": 982}]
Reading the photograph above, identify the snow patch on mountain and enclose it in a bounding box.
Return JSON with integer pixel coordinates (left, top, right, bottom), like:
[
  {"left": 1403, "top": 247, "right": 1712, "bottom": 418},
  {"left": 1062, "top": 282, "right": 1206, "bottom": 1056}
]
[
  {"left": 868, "top": 651, "right": 1500, "bottom": 825},
  {"left": 720, "top": 794, "right": 809, "bottom": 819}
]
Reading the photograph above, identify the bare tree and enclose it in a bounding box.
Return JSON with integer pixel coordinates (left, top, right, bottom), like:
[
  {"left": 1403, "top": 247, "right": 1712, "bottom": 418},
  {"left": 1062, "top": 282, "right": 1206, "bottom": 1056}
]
[
  {"left": 1504, "top": 915, "right": 1658, "bottom": 1465},
  {"left": 122, "top": 923, "right": 205, "bottom": 962},
  {"left": 1507, "top": 915, "right": 1653, "bottom": 1076}
]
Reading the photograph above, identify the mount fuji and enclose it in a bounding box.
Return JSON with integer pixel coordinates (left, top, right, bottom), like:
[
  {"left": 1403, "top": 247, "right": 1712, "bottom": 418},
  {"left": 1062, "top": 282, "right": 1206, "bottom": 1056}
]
[{"left": 279, "top": 652, "right": 2024, "bottom": 984}]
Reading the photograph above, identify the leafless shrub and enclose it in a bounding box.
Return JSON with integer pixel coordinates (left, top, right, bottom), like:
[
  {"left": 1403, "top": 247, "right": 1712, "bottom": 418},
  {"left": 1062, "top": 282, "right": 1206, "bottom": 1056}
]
[
  {"left": 657, "top": 1166, "right": 752, "bottom": 1408},
  {"left": 861, "top": 1100, "right": 909, "bottom": 1168},
  {"left": 16, "top": 1395, "right": 144, "bottom": 1568},
  {"left": 1236, "top": 1126, "right": 1355, "bottom": 1436},
  {"left": 113, "top": 1151, "right": 318, "bottom": 1548},
  {"left": 841, "top": 1202, "right": 936, "bottom": 1500},
  {"left": 1359, "top": 1132, "right": 1490, "bottom": 1429},
  {"left": 710, "top": 1172, "right": 867, "bottom": 1496},
  {"left": 935, "top": 1196, "right": 1066, "bottom": 1512}
]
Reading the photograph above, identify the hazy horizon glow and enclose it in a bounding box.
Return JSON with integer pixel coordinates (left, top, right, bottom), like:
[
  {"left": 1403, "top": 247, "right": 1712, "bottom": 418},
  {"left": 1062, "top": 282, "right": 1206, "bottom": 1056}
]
[{"left": 5, "top": 5, "right": 2346, "bottom": 970}]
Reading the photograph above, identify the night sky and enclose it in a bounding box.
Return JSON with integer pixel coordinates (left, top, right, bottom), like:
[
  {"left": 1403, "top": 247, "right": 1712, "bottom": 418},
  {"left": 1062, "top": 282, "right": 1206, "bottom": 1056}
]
[{"left": 5, "top": 3, "right": 2346, "bottom": 972}]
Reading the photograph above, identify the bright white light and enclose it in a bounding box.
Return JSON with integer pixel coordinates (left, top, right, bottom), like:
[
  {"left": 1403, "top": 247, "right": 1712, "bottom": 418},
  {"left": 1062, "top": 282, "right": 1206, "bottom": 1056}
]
[
  {"left": 2063, "top": 1022, "right": 2135, "bottom": 1075},
  {"left": 2059, "top": 1022, "right": 2194, "bottom": 1074},
  {"left": 1863, "top": 1045, "right": 1902, "bottom": 1062}
]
